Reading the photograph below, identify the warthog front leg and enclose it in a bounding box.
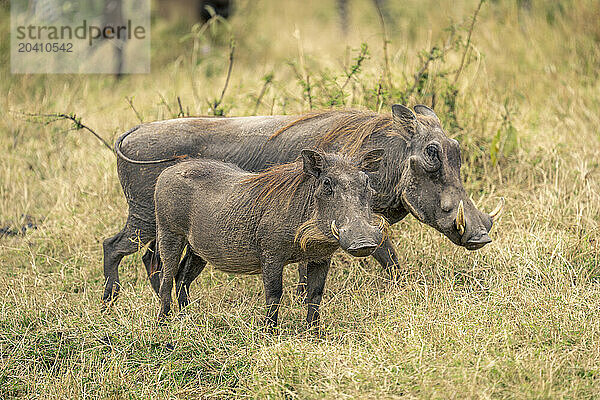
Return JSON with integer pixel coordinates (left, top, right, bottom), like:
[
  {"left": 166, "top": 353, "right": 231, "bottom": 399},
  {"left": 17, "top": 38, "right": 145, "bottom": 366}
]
[
  {"left": 306, "top": 259, "right": 331, "bottom": 331},
  {"left": 261, "top": 256, "right": 284, "bottom": 331},
  {"left": 144, "top": 241, "right": 207, "bottom": 309},
  {"left": 157, "top": 232, "right": 185, "bottom": 322},
  {"left": 297, "top": 237, "right": 399, "bottom": 297}
]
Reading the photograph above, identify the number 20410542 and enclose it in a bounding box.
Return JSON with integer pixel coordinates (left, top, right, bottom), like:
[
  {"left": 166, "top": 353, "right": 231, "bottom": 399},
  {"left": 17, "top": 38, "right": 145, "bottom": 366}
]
[{"left": 18, "top": 42, "right": 73, "bottom": 52}]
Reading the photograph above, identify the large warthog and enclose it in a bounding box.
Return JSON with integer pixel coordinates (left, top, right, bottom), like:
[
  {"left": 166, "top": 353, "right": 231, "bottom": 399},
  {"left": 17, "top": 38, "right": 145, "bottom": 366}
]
[
  {"left": 103, "top": 104, "right": 503, "bottom": 305},
  {"left": 155, "top": 150, "right": 385, "bottom": 327}
]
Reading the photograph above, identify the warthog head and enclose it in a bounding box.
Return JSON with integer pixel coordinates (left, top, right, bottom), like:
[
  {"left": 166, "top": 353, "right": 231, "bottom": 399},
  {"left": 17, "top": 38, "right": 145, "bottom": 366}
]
[
  {"left": 300, "top": 149, "right": 386, "bottom": 257},
  {"left": 393, "top": 104, "right": 504, "bottom": 250}
]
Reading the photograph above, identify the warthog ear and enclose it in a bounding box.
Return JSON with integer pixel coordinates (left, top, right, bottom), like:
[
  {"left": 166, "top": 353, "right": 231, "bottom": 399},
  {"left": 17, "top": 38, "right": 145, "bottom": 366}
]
[
  {"left": 301, "top": 149, "right": 325, "bottom": 178},
  {"left": 413, "top": 104, "right": 440, "bottom": 124},
  {"left": 392, "top": 104, "right": 417, "bottom": 134},
  {"left": 360, "top": 148, "right": 385, "bottom": 172}
]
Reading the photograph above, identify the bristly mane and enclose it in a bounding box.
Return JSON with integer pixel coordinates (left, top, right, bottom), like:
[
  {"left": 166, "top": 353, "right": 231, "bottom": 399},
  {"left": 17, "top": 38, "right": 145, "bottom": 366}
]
[
  {"left": 241, "top": 159, "right": 309, "bottom": 209},
  {"left": 268, "top": 112, "right": 325, "bottom": 140},
  {"left": 316, "top": 111, "right": 394, "bottom": 155},
  {"left": 241, "top": 153, "right": 356, "bottom": 208},
  {"left": 268, "top": 109, "right": 440, "bottom": 156}
]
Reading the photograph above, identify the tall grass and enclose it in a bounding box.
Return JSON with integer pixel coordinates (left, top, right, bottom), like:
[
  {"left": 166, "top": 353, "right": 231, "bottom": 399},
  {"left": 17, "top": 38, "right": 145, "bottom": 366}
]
[{"left": 1, "top": 0, "right": 599, "bottom": 398}]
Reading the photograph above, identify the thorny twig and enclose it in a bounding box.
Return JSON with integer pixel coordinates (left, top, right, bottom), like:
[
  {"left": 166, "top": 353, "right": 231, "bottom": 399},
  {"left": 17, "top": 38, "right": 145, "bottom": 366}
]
[
  {"left": 340, "top": 43, "right": 368, "bottom": 92},
  {"left": 125, "top": 96, "right": 143, "bottom": 123},
  {"left": 208, "top": 38, "right": 235, "bottom": 116},
  {"left": 304, "top": 75, "right": 313, "bottom": 110},
  {"left": 157, "top": 92, "right": 174, "bottom": 116},
  {"left": 405, "top": 33, "right": 455, "bottom": 100},
  {"left": 288, "top": 61, "right": 313, "bottom": 110},
  {"left": 376, "top": 80, "right": 384, "bottom": 113},
  {"left": 454, "top": 0, "right": 485, "bottom": 85},
  {"left": 17, "top": 111, "right": 114, "bottom": 153},
  {"left": 177, "top": 96, "right": 186, "bottom": 117},
  {"left": 253, "top": 73, "right": 274, "bottom": 115}
]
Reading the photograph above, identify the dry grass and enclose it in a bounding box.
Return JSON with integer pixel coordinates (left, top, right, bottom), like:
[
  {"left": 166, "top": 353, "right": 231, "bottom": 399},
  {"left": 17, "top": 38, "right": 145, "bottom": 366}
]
[{"left": 1, "top": 0, "right": 600, "bottom": 398}]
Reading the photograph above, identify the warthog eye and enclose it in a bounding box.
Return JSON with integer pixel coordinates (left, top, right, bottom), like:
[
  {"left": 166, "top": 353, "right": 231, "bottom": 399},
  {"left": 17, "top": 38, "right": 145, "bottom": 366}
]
[
  {"left": 423, "top": 143, "right": 441, "bottom": 172},
  {"left": 425, "top": 144, "right": 440, "bottom": 160}
]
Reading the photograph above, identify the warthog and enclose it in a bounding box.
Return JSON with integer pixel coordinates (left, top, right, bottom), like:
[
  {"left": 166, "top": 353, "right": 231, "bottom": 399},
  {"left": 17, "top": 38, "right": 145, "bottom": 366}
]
[
  {"left": 154, "top": 150, "right": 385, "bottom": 328},
  {"left": 103, "top": 104, "right": 503, "bottom": 305}
]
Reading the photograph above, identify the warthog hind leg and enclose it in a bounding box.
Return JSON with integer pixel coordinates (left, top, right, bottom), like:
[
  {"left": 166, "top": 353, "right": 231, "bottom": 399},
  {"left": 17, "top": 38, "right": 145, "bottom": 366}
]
[
  {"left": 175, "top": 247, "right": 207, "bottom": 310},
  {"left": 103, "top": 216, "right": 154, "bottom": 306},
  {"left": 296, "top": 263, "right": 308, "bottom": 302},
  {"left": 157, "top": 231, "right": 185, "bottom": 322},
  {"left": 142, "top": 240, "right": 161, "bottom": 296}
]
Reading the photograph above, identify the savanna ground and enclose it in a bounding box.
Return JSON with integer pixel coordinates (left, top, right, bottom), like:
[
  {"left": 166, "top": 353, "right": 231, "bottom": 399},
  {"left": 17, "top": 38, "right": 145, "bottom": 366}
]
[{"left": 1, "top": 0, "right": 600, "bottom": 398}]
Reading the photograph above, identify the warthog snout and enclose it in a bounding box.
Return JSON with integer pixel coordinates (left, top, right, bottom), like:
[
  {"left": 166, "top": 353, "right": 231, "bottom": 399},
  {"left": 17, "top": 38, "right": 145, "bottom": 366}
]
[
  {"left": 332, "top": 219, "right": 384, "bottom": 258},
  {"left": 464, "top": 230, "right": 492, "bottom": 250},
  {"left": 454, "top": 198, "right": 504, "bottom": 250},
  {"left": 346, "top": 240, "right": 380, "bottom": 257}
]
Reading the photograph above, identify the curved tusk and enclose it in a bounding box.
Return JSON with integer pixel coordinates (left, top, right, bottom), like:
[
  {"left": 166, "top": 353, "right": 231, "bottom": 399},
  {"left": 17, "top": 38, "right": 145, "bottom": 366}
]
[
  {"left": 455, "top": 200, "right": 465, "bottom": 236},
  {"left": 330, "top": 220, "right": 340, "bottom": 240},
  {"left": 489, "top": 197, "right": 505, "bottom": 220},
  {"left": 376, "top": 215, "right": 386, "bottom": 231}
]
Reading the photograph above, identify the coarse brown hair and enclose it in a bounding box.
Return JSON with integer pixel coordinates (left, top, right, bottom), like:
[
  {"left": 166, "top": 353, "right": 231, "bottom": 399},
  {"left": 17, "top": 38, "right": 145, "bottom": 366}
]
[{"left": 269, "top": 108, "right": 439, "bottom": 156}]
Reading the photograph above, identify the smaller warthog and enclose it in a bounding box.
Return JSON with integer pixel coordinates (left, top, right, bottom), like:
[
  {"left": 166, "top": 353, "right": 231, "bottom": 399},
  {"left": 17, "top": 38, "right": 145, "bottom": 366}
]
[{"left": 154, "top": 149, "right": 385, "bottom": 329}]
